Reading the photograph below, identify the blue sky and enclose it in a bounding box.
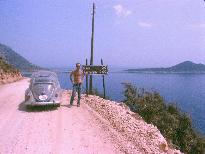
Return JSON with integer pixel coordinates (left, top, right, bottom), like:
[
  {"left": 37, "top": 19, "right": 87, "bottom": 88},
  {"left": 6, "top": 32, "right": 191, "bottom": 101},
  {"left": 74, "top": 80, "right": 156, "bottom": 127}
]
[{"left": 0, "top": 0, "right": 205, "bottom": 68}]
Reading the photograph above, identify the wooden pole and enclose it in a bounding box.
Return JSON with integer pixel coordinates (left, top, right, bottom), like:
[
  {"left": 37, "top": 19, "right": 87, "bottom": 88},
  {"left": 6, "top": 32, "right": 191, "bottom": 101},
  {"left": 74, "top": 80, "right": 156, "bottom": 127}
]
[
  {"left": 86, "top": 59, "right": 88, "bottom": 96},
  {"left": 101, "top": 58, "right": 106, "bottom": 99},
  {"left": 89, "top": 3, "right": 95, "bottom": 94}
]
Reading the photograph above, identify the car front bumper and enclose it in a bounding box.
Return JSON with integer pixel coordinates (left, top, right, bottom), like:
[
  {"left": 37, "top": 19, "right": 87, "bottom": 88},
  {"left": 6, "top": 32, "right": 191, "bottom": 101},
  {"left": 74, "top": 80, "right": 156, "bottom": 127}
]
[{"left": 25, "top": 100, "right": 60, "bottom": 106}]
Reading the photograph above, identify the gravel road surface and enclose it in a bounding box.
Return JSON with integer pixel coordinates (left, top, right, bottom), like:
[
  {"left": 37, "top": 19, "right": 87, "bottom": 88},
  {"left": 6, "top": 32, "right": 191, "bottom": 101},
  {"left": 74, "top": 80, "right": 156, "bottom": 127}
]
[{"left": 0, "top": 78, "right": 122, "bottom": 154}]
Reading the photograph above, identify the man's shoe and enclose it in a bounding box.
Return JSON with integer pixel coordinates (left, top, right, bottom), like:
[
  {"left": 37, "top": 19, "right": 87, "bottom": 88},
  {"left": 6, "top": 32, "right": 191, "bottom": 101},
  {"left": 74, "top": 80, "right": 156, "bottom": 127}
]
[
  {"left": 77, "top": 104, "right": 80, "bottom": 107},
  {"left": 68, "top": 104, "right": 73, "bottom": 108}
]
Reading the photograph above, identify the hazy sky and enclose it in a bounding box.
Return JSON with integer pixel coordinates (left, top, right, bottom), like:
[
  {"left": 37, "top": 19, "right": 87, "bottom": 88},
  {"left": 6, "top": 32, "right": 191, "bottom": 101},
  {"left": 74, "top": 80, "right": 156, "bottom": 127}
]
[{"left": 0, "top": 0, "right": 205, "bottom": 68}]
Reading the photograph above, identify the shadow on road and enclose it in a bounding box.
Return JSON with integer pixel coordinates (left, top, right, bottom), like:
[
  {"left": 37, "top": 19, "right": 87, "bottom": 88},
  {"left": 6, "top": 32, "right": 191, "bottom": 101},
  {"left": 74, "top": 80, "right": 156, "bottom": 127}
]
[
  {"left": 60, "top": 104, "right": 78, "bottom": 107},
  {"left": 18, "top": 101, "right": 59, "bottom": 112}
]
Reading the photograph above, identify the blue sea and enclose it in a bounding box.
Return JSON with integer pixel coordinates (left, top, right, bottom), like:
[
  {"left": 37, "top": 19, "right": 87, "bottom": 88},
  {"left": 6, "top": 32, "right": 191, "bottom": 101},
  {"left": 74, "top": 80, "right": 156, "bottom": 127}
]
[
  {"left": 23, "top": 69, "right": 205, "bottom": 135},
  {"left": 56, "top": 68, "right": 205, "bottom": 135}
]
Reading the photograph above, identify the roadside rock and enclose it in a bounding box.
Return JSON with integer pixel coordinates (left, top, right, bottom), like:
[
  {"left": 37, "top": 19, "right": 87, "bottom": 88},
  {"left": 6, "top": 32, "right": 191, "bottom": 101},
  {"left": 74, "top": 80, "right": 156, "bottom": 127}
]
[
  {"left": 79, "top": 94, "right": 182, "bottom": 154},
  {"left": 0, "top": 71, "right": 22, "bottom": 85}
]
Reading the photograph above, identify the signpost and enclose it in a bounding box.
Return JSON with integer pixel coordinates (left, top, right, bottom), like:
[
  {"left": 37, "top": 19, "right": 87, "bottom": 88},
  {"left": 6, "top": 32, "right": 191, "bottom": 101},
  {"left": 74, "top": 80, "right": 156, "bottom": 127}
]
[
  {"left": 101, "top": 59, "right": 106, "bottom": 99},
  {"left": 85, "top": 59, "right": 89, "bottom": 95},
  {"left": 83, "top": 58, "right": 108, "bottom": 98},
  {"left": 82, "top": 65, "right": 108, "bottom": 75}
]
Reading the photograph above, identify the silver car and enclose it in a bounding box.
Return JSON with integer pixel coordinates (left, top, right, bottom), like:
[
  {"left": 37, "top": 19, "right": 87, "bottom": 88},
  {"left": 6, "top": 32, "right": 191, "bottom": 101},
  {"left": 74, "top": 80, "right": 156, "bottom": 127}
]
[{"left": 25, "top": 71, "right": 62, "bottom": 107}]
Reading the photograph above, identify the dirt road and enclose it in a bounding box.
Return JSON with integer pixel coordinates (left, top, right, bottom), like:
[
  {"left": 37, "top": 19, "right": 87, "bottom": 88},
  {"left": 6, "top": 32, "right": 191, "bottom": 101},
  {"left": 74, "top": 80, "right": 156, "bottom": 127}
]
[{"left": 0, "top": 79, "right": 122, "bottom": 154}]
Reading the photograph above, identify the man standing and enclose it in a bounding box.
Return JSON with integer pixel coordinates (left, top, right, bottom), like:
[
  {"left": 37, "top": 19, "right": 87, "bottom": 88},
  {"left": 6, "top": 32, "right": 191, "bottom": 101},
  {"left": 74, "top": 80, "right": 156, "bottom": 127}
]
[{"left": 69, "top": 63, "right": 84, "bottom": 107}]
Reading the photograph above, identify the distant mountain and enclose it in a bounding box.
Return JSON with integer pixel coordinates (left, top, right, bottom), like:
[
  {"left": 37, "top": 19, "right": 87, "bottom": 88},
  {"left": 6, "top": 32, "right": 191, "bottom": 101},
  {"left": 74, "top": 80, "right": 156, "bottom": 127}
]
[
  {"left": 0, "top": 43, "right": 43, "bottom": 71},
  {"left": 125, "top": 61, "right": 205, "bottom": 73}
]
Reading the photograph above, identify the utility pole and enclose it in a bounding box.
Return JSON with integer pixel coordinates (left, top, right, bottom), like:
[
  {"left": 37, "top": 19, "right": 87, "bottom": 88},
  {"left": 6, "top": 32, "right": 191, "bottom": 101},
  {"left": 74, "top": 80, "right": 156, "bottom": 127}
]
[{"left": 89, "top": 3, "right": 95, "bottom": 94}]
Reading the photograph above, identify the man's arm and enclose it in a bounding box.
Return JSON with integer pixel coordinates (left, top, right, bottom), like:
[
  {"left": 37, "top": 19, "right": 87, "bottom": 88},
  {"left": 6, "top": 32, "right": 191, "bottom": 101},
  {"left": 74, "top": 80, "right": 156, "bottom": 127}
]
[
  {"left": 82, "top": 70, "right": 87, "bottom": 79},
  {"left": 70, "top": 71, "right": 74, "bottom": 84},
  {"left": 81, "top": 70, "right": 87, "bottom": 83},
  {"left": 82, "top": 69, "right": 88, "bottom": 77}
]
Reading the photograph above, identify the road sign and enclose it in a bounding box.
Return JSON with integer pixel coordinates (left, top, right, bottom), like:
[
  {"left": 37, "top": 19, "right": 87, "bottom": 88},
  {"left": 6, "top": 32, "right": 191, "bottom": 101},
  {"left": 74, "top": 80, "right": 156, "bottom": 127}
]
[{"left": 82, "top": 65, "right": 108, "bottom": 75}]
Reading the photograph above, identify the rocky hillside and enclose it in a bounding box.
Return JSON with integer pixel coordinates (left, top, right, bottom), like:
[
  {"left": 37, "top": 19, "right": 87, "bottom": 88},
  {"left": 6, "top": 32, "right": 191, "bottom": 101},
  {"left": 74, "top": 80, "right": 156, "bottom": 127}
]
[
  {"left": 80, "top": 93, "right": 182, "bottom": 154},
  {"left": 0, "top": 43, "right": 42, "bottom": 71},
  {"left": 0, "top": 57, "right": 22, "bottom": 84}
]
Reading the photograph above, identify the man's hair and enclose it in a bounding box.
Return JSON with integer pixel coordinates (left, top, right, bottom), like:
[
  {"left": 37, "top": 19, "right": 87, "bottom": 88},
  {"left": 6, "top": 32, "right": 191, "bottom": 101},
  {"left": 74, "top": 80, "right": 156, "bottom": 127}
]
[{"left": 76, "top": 63, "right": 81, "bottom": 67}]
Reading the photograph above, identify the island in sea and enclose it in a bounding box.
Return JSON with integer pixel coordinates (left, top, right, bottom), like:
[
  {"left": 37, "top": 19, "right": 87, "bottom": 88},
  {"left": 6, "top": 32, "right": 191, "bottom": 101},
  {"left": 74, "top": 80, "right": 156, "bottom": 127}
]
[{"left": 124, "top": 61, "right": 205, "bottom": 73}]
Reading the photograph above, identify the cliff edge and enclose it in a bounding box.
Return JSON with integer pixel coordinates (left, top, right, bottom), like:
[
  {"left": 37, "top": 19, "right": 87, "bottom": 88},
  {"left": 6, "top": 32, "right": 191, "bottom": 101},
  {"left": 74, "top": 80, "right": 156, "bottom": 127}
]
[{"left": 81, "top": 93, "right": 182, "bottom": 154}]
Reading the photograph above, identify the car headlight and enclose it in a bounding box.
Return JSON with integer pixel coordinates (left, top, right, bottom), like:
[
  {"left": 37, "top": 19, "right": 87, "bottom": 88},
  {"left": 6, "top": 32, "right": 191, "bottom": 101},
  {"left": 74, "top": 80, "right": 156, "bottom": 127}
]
[{"left": 39, "top": 95, "right": 48, "bottom": 101}]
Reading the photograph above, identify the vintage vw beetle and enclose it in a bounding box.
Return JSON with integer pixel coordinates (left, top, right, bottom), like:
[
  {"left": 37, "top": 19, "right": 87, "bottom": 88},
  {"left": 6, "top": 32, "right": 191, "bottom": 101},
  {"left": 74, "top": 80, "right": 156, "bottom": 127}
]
[{"left": 25, "top": 71, "right": 62, "bottom": 107}]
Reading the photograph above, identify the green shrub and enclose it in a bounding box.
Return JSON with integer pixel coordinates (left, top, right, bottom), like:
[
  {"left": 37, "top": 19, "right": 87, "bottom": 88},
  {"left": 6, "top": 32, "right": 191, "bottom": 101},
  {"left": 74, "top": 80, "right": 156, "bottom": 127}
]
[
  {"left": 122, "top": 82, "right": 205, "bottom": 154},
  {"left": 0, "top": 57, "right": 19, "bottom": 73}
]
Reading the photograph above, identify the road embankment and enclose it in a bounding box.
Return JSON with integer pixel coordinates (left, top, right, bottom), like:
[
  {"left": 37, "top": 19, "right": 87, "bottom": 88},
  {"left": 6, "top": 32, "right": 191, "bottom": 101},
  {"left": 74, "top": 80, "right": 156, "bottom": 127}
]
[
  {"left": 81, "top": 94, "right": 182, "bottom": 154},
  {"left": 0, "top": 71, "right": 22, "bottom": 85}
]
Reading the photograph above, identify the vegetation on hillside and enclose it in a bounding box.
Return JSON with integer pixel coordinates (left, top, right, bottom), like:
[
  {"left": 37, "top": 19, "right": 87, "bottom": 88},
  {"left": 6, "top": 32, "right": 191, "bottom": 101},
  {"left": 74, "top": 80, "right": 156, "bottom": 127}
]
[
  {"left": 122, "top": 83, "right": 205, "bottom": 154},
  {"left": 0, "top": 43, "right": 41, "bottom": 71},
  {"left": 0, "top": 57, "right": 19, "bottom": 74}
]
